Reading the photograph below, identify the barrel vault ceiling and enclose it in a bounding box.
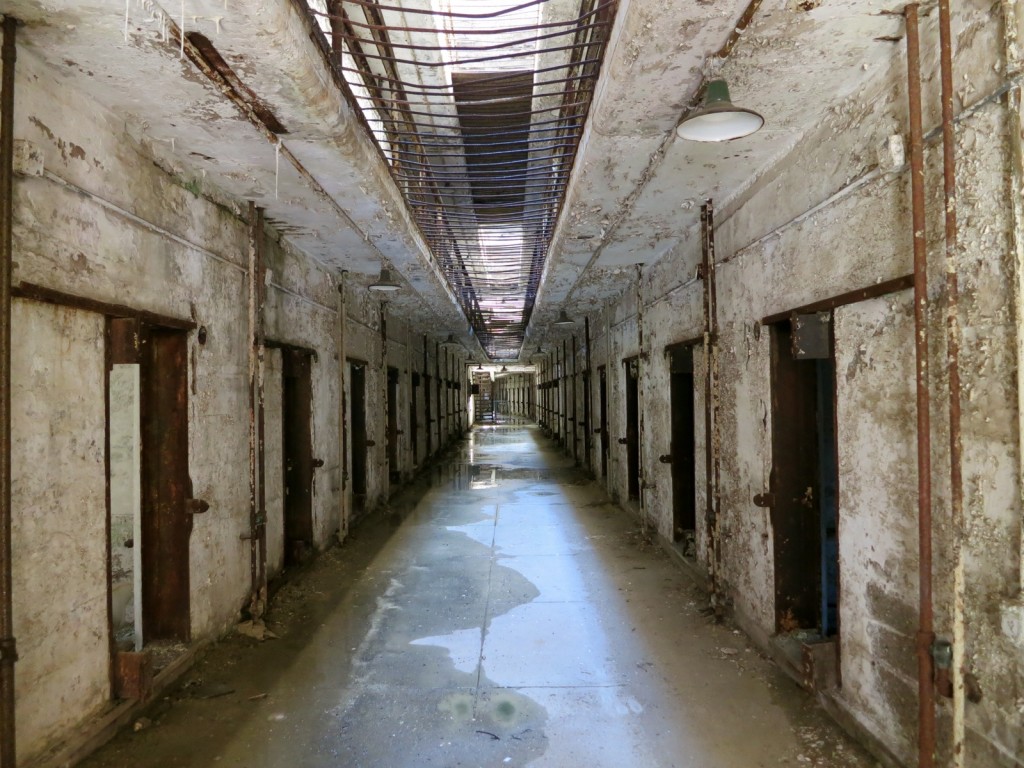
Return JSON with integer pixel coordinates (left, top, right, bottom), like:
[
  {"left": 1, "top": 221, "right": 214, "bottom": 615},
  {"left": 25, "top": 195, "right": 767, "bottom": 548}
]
[{"left": 0, "top": 0, "right": 905, "bottom": 360}]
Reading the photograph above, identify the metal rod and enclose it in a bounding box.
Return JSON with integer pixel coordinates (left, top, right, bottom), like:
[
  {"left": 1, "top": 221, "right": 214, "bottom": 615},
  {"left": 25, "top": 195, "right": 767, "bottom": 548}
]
[
  {"left": 338, "top": 62, "right": 597, "bottom": 95},
  {"left": 905, "top": 7, "right": 936, "bottom": 767},
  {"left": 255, "top": 207, "right": 268, "bottom": 618},
  {"left": 0, "top": 17, "right": 16, "bottom": 768},
  {"left": 333, "top": 19, "right": 606, "bottom": 54},
  {"left": 700, "top": 201, "right": 720, "bottom": 608},
  {"left": 311, "top": 4, "right": 609, "bottom": 36},
  {"left": 246, "top": 203, "right": 266, "bottom": 623},
  {"left": 338, "top": 273, "right": 349, "bottom": 540},
  {"left": 339, "top": 0, "right": 552, "bottom": 20},
  {"left": 937, "top": 0, "right": 965, "bottom": 760}
]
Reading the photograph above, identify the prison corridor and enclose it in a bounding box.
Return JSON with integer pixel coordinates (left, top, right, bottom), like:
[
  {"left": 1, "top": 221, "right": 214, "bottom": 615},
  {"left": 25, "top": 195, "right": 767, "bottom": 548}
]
[{"left": 80, "top": 423, "right": 873, "bottom": 768}]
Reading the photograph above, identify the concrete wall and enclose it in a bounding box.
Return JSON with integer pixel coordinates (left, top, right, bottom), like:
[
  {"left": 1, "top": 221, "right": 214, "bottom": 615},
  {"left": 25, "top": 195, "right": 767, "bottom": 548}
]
[
  {"left": 538, "top": 5, "right": 1024, "bottom": 766},
  {"left": 8, "top": 42, "right": 469, "bottom": 765}
]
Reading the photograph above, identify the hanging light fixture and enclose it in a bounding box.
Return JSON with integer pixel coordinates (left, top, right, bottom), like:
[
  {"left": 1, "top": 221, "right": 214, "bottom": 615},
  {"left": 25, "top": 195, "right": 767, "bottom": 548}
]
[
  {"left": 500, "top": 365, "right": 509, "bottom": 373},
  {"left": 368, "top": 266, "right": 401, "bottom": 292},
  {"left": 675, "top": 79, "right": 764, "bottom": 142},
  {"left": 476, "top": 363, "right": 484, "bottom": 371},
  {"left": 553, "top": 309, "right": 575, "bottom": 326}
]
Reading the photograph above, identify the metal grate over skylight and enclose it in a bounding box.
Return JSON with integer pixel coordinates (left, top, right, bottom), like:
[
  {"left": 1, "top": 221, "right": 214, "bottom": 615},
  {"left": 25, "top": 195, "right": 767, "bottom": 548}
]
[{"left": 304, "top": 0, "right": 618, "bottom": 360}]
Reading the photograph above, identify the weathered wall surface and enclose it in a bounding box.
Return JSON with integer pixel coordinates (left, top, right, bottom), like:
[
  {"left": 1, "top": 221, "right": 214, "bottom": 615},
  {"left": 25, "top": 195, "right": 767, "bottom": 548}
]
[
  {"left": 8, "top": 42, "right": 470, "bottom": 765},
  {"left": 11, "top": 303, "right": 108, "bottom": 764},
  {"left": 544, "top": 5, "right": 1024, "bottom": 766}
]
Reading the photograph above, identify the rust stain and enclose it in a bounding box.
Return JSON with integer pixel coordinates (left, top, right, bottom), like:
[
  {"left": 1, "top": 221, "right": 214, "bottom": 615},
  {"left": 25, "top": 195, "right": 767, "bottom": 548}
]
[
  {"left": 28, "top": 116, "right": 54, "bottom": 141},
  {"left": 185, "top": 32, "right": 288, "bottom": 136}
]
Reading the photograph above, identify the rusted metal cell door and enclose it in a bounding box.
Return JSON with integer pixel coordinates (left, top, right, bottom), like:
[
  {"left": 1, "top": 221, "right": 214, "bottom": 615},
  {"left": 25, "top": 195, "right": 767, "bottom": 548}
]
[
  {"left": 139, "top": 326, "right": 192, "bottom": 642},
  {"left": 282, "top": 349, "right": 314, "bottom": 566},
  {"left": 624, "top": 357, "right": 641, "bottom": 502},
  {"left": 410, "top": 373, "right": 420, "bottom": 466},
  {"left": 768, "top": 315, "right": 839, "bottom": 636},
  {"left": 669, "top": 345, "right": 697, "bottom": 543},
  {"left": 598, "top": 366, "right": 609, "bottom": 479},
  {"left": 387, "top": 367, "right": 400, "bottom": 484},
  {"left": 423, "top": 375, "right": 432, "bottom": 455},
  {"left": 350, "top": 362, "right": 368, "bottom": 512},
  {"left": 583, "top": 371, "right": 592, "bottom": 471},
  {"left": 569, "top": 374, "right": 577, "bottom": 462}
]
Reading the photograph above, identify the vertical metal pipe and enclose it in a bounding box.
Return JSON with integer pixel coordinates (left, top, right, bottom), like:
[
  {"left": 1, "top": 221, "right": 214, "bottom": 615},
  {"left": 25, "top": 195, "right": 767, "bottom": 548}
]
[
  {"left": 937, "top": 0, "right": 966, "bottom": 761},
  {"left": 701, "top": 201, "right": 720, "bottom": 603},
  {"left": 338, "top": 273, "right": 348, "bottom": 539},
  {"left": 246, "top": 203, "right": 266, "bottom": 622},
  {"left": 0, "top": 17, "right": 17, "bottom": 768},
  {"left": 905, "top": 7, "right": 936, "bottom": 766},
  {"left": 255, "top": 208, "right": 267, "bottom": 612}
]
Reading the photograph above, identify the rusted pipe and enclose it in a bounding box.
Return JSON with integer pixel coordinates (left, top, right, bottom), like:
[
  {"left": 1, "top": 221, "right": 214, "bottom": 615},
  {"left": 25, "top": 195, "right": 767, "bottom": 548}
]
[
  {"left": 246, "top": 204, "right": 267, "bottom": 622},
  {"left": 255, "top": 208, "right": 267, "bottom": 612},
  {"left": 338, "top": 273, "right": 349, "bottom": 540},
  {"left": 905, "top": 7, "right": 936, "bottom": 767},
  {"left": 937, "top": 0, "right": 966, "bottom": 760},
  {"left": 700, "top": 201, "right": 723, "bottom": 609},
  {"left": 0, "top": 16, "right": 17, "bottom": 768}
]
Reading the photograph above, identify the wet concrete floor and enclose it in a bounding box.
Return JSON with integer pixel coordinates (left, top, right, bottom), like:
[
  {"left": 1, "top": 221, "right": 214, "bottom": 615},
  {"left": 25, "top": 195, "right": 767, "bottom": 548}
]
[{"left": 81, "top": 422, "right": 877, "bottom": 767}]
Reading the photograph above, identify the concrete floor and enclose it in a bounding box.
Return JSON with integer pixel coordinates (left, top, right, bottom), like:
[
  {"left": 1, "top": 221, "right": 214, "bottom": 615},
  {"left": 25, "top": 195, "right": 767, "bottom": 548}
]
[{"left": 81, "top": 422, "right": 877, "bottom": 768}]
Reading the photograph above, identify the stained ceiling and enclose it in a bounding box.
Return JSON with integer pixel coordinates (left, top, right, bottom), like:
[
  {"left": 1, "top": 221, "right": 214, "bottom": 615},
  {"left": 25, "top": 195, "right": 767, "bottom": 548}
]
[{"left": 0, "top": 0, "right": 906, "bottom": 359}]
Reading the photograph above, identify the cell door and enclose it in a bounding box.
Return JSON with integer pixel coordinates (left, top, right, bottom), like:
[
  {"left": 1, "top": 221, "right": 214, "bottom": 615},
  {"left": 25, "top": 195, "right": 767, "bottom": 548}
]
[
  {"left": 582, "top": 371, "right": 592, "bottom": 471},
  {"left": 669, "top": 345, "right": 697, "bottom": 544},
  {"left": 387, "top": 367, "right": 400, "bottom": 484},
  {"left": 350, "top": 362, "right": 368, "bottom": 512},
  {"left": 599, "top": 366, "right": 609, "bottom": 479},
  {"left": 109, "top": 319, "right": 193, "bottom": 646},
  {"left": 410, "top": 373, "right": 420, "bottom": 466},
  {"left": 282, "top": 349, "right": 314, "bottom": 566},
  {"left": 624, "top": 357, "right": 641, "bottom": 501},
  {"left": 769, "top": 313, "right": 839, "bottom": 637}
]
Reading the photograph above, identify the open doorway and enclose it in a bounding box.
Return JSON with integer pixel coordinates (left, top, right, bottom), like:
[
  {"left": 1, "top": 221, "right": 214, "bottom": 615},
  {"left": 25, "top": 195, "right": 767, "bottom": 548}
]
[
  {"left": 598, "top": 366, "right": 609, "bottom": 479},
  {"left": 624, "top": 356, "right": 641, "bottom": 502},
  {"left": 411, "top": 372, "right": 420, "bottom": 467},
  {"left": 108, "top": 318, "right": 192, "bottom": 654},
  {"left": 282, "top": 348, "right": 315, "bottom": 567},
  {"left": 668, "top": 344, "right": 697, "bottom": 552},
  {"left": 769, "top": 313, "right": 839, "bottom": 639},
  {"left": 349, "top": 361, "right": 368, "bottom": 514},
  {"left": 387, "top": 367, "right": 400, "bottom": 485}
]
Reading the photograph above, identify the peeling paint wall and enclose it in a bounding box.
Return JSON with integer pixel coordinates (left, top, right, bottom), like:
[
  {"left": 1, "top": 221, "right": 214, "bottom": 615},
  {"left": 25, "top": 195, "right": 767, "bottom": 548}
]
[
  {"left": 545, "top": 6, "right": 1024, "bottom": 766},
  {"left": 11, "top": 303, "right": 108, "bottom": 764},
  {"left": 7, "top": 42, "right": 470, "bottom": 764}
]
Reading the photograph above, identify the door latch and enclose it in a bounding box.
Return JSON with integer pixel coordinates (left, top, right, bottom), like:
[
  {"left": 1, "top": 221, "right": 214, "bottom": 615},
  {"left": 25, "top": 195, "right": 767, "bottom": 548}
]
[
  {"left": 311, "top": 458, "right": 325, "bottom": 468},
  {"left": 617, "top": 437, "right": 628, "bottom": 445},
  {"left": 186, "top": 498, "right": 210, "bottom": 515},
  {"left": 659, "top": 454, "right": 673, "bottom": 464},
  {"left": 752, "top": 492, "right": 774, "bottom": 508}
]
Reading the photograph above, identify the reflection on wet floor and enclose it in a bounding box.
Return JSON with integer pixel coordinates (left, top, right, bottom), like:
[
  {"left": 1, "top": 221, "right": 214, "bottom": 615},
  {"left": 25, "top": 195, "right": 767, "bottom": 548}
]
[{"left": 81, "top": 422, "right": 876, "bottom": 768}]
